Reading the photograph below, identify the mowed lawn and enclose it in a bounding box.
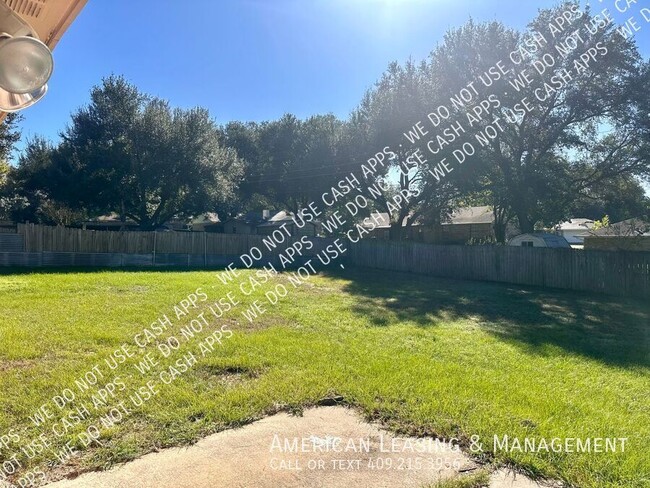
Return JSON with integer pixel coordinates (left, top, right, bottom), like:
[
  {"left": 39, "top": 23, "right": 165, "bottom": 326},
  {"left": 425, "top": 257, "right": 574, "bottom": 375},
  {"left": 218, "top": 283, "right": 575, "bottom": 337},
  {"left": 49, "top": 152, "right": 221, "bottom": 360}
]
[{"left": 0, "top": 267, "right": 648, "bottom": 488}]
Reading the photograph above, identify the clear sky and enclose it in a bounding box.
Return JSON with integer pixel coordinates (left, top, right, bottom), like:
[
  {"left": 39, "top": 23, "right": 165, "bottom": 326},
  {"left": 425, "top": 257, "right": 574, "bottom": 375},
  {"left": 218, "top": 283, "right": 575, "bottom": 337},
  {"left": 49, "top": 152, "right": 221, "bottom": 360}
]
[{"left": 14, "top": 0, "right": 650, "bottom": 154}]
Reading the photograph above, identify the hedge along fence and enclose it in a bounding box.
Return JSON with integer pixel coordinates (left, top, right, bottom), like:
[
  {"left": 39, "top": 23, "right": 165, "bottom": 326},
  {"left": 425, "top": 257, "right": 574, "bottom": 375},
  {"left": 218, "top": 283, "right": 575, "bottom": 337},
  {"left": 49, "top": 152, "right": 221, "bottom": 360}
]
[{"left": 347, "top": 239, "right": 650, "bottom": 299}]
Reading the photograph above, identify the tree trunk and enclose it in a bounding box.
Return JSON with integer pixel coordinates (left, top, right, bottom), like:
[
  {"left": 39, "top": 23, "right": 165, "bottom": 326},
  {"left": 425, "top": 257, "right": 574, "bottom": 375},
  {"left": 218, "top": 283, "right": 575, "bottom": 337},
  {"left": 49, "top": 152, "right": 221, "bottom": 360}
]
[
  {"left": 493, "top": 206, "right": 509, "bottom": 244},
  {"left": 516, "top": 212, "right": 535, "bottom": 234},
  {"left": 119, "top": 200, "right": 126, "bottom": 231},
  {"left": 494, "top": 220, "right": 507, "bottom": 244}
]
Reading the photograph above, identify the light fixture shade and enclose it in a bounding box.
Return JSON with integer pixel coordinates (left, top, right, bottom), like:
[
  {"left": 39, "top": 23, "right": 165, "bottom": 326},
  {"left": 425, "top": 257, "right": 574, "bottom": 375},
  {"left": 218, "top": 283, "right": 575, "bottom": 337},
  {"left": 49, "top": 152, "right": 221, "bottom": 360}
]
[
  {"left": 0, "top": 83, "right": 47, "bottom": 112},
  {"left": 0, "top": 35, "right": 53, "bottom": 94}
]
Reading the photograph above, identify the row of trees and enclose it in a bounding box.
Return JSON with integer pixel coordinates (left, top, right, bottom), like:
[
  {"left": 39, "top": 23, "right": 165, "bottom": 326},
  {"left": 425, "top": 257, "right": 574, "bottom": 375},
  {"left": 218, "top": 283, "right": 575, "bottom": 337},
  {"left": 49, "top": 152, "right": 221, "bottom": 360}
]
[
  {"left": 1, "top": 2, "right": 649, "bottom": 238},
  {"left": 1, "top": 80, "right": 243, "bottom": 229}
]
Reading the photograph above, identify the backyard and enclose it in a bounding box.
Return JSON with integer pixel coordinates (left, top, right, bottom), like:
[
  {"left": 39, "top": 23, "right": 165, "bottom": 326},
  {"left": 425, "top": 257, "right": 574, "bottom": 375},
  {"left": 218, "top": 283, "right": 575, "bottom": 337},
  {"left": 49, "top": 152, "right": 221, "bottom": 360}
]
[{"left": 0, "top": 267, "right": 648, "bottom": 488}]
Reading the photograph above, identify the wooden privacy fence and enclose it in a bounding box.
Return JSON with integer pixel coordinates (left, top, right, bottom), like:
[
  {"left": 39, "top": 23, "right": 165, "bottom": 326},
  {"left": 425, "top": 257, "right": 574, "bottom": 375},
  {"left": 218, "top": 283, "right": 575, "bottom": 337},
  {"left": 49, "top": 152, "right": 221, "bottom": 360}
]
[
  {"left": 18, "top": 223, "right": 299, "bottom": 256},
  {"left": 10, "top": 224, "right": 650, "bottom": 298},
  {"left": 347, "top": 240, "right": 650, "bottom": 299},
  {"left": 16, "top": 223, "right": 335, "bottom": 260}
]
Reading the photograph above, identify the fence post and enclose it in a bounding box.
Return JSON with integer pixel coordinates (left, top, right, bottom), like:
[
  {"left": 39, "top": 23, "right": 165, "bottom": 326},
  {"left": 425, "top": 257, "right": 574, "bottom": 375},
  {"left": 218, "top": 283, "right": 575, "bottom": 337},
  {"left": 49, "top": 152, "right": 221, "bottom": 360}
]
[
  {"left": 153, "top": 231, "right": 157, "bottom": 266},
  {"left": 204, "top": 232, "right": 207, "bottom": 267}
]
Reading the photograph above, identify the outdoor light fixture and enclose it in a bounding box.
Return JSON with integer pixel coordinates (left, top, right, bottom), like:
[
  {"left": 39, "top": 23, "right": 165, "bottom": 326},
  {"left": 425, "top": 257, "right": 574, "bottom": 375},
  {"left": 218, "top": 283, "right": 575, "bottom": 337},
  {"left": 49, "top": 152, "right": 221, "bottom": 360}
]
[{"left": 0, "top": 1, "right": 54, "bottom": 112}]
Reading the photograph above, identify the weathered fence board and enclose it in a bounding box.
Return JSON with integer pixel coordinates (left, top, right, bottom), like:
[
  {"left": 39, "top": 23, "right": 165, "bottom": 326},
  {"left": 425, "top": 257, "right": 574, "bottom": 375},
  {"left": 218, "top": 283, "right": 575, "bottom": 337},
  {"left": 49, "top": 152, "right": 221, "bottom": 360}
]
[
  {"left": 0, "top": 234, "right": 24, "bottom": 252},
  {"left": 17, "top": 224, "right": 337, "bottom": 258},
  {"left": 347, "top": 240, "right": 650, "bottom": 299},
  {"left": 19, "top": 224, "right": 157, "bottom": 254}
]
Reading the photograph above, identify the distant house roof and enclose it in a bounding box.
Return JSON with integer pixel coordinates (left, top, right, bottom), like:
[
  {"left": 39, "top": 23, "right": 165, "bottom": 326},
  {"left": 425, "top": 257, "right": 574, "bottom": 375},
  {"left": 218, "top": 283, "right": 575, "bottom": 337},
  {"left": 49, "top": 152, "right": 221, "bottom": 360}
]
[
  {"left": 94, "top": 213, "right": 128, "bottom": 222},
  {"left": 556, "top": 218, "right": 595, "bottom": 231},
  {"left": 83, "top": 214, "right": 138, "bottom": 227},
  {"left": 360, "top": 213, "right": 394, "bottom": 229},
  {"left": 445, "top": 206, "right": 494, "bottom": 225},
  {"left": 360, "top": 206, "right": 494, "bottom": 229},
  {"left": 191, "top": 213, "right": 220, "bottom": 225},
  {"left": 228, "top": 211, "right": 271, "bottom": 226},
  {"left": 509, "top": 232, "right": 572, "bottom": 248},
  {"left": 84, "top": 213, "right": 202, "bottom": 230},
  {"left": 591, "top": 218, "right": 650, "bottom": 237},
  {"left": 257, "top": 211, "right": 320, "bottom": 228},
  {"left": 257, "top": 211, "right": 292, "bottom": 227},
  {"left": 537, "top": 233, "right": 572, "bottom": 248}
]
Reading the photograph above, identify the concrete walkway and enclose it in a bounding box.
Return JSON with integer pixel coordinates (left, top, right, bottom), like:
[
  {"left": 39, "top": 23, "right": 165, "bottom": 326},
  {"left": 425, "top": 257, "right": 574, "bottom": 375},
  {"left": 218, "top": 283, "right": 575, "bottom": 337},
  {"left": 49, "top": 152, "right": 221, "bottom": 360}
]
[{"left": 45, "top": 407, "right": 548, "bottom": 488}]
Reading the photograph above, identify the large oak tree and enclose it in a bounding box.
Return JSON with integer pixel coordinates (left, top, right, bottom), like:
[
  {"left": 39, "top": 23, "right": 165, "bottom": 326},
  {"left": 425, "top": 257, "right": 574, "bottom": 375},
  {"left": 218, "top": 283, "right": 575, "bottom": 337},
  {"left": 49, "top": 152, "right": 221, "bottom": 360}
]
[
  {"left": 426, "top": 2, "right": 650, "bottom": 233},
  {"left": 15, "top": 76, "right": 244, "bottom": 229}
]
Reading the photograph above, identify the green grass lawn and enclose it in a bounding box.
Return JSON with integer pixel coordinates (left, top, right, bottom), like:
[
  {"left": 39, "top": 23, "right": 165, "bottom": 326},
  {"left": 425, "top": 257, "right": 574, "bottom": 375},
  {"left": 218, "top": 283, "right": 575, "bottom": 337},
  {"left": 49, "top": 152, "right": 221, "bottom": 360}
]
[{"left": 0, "top": 267, "right": 648, "bottom": 487}]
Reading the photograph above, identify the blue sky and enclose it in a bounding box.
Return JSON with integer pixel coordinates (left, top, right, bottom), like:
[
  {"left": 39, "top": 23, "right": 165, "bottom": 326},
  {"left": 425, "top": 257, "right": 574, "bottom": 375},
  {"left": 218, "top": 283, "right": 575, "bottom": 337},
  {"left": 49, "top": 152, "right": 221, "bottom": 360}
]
[{"left": 14, "top": 0, "right": 650, "bottom": 153}]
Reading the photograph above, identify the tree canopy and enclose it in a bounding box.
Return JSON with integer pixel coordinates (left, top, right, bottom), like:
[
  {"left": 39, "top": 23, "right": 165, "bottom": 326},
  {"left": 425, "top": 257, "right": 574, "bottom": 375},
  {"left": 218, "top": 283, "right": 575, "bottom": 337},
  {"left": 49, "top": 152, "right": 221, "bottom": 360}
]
[
  {"left": 2, "top": 3, "right": 649, "bottom": 238},
  {"left": 422, "top": 2, "right": 649, "bottom": 233},
  {"left": 7, "top": 76, "right": 244, "bottom": 229}
]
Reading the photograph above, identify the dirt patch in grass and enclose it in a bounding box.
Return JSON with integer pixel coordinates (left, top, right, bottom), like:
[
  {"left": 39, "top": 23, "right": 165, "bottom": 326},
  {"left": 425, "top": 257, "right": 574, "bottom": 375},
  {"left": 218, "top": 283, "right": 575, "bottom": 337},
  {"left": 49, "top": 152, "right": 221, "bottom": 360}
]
[
  {"left": 195, "top": 364, "right": 261, "bottom": 387},
  {"left": 0, "top": 359, "right": 35, "bottom": 372}
]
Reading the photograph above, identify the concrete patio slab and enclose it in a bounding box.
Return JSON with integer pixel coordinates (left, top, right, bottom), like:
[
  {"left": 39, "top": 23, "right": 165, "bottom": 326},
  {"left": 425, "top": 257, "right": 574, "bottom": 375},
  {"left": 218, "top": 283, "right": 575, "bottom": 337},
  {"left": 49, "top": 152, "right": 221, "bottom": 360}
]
[{"left": 43, "top": 407, "right": 546, "bottom": 488}]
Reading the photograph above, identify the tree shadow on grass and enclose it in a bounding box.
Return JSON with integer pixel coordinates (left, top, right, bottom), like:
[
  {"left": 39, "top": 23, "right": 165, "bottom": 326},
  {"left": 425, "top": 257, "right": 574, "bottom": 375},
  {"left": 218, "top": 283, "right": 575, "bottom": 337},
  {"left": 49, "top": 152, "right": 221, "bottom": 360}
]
[{"left": 335, "top": 268, "right": 650, "bottom": 368}]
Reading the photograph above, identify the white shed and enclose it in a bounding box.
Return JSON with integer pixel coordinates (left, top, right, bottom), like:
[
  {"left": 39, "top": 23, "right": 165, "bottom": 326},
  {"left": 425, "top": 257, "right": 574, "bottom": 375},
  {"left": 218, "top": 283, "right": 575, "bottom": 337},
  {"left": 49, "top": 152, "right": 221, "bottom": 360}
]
[{"left": 508, "top": 233, "right": 571, "bottom": 248}]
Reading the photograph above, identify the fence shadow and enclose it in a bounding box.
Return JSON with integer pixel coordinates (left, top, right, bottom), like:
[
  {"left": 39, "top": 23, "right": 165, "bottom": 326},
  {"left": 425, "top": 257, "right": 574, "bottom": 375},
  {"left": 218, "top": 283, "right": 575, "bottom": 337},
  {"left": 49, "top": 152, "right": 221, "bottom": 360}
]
[
  {"left": 0, "top": 266, "right": 212, "bottom": 276},
  {"left": 337, "top": 268, "right": 650, "bottom": 368}
]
